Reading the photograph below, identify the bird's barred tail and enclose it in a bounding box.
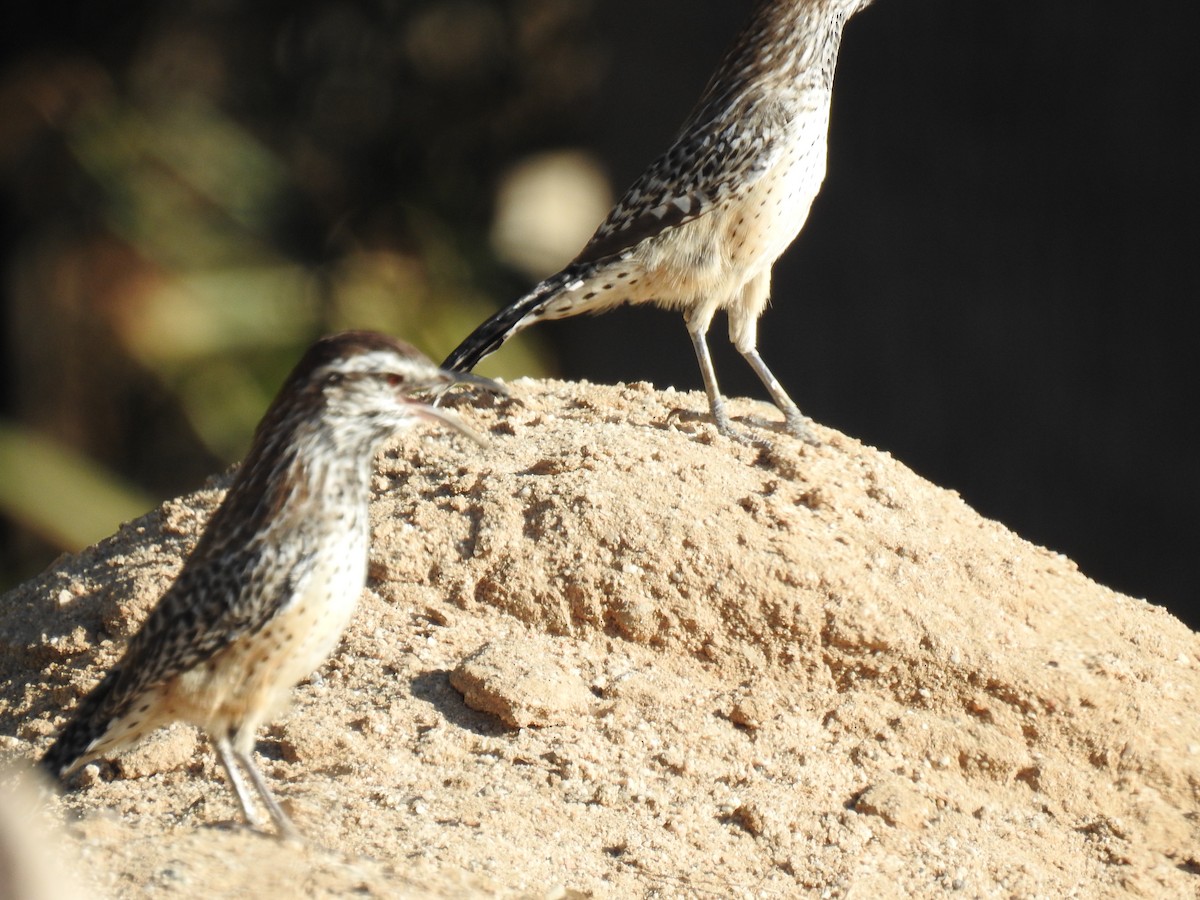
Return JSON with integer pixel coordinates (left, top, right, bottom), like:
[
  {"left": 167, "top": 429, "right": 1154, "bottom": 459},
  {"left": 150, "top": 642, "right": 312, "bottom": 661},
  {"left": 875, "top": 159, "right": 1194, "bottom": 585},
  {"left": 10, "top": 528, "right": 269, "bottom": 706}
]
[
  {"left": 442, "top": 268, "right": 584, "bottom": 372},
  {"left": 39, "top": 669, "right": 121, "bottom": 781}
]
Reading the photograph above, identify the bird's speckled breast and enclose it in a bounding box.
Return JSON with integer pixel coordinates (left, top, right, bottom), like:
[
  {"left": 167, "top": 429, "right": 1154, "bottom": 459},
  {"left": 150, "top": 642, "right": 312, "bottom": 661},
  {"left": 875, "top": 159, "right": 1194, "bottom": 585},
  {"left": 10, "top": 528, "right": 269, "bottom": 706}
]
[
  {"left": 165, "top": 523, "right": 369, "bottom": 741},
  {"left": 727, "top": 97, "right": 831, "bottom": 273}
]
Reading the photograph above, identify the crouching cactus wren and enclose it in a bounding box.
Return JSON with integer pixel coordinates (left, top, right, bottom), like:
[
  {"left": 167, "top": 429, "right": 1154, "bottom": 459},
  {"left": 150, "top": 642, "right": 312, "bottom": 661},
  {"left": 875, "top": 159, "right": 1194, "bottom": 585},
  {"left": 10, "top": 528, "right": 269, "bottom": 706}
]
[
  {"left": 444, "top": 0, "right": 876, "bottom": 443},
  {"left": 40, "top": 331, "right": 498, "bottom": 838}
]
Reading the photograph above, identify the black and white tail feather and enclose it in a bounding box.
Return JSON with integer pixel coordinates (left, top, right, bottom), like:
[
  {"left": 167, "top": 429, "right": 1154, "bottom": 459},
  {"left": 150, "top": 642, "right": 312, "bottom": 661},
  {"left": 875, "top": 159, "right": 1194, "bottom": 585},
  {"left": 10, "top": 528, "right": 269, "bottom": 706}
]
[
  {"left": 442, "top": 266, "right": 604, "bottom": 373},
  {"left": 442, "top": 0, "right": 876, "bottom": 443}
]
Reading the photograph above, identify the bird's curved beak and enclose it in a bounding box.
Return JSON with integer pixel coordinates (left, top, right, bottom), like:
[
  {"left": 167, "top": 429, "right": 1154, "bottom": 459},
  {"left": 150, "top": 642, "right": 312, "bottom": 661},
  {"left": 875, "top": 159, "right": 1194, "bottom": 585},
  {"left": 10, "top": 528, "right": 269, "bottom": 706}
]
[
  {"left": 408, "top": 368, "right": 505, "bottom": 446},
  {"left": 406, "top": 401, "right": 490, "bottom": 447},
  {"left": 425, "top": 368, "right": 509, "bottom": 415},
  {"left": 439, "top": 369, "right": 508, "bottom": 396}
]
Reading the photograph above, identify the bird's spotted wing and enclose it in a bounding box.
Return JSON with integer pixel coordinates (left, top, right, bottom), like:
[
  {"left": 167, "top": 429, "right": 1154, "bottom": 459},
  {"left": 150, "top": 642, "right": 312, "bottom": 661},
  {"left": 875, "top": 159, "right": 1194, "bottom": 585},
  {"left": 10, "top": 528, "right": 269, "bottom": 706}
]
[
  {"left": 116, "top": 534, "right": 309, "bottom": 705},
  {"left": 576, "top": 97, "right": 788, "bottom": 265},
  {"left": 41, "top": 533, "right": 311, "bottom": 775}
]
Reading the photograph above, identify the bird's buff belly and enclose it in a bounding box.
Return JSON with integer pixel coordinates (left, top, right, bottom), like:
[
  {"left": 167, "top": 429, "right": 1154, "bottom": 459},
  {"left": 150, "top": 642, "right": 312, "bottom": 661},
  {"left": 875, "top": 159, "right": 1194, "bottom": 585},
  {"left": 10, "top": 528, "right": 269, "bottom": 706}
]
[{"left": 163, "top": 547, "right": 367, "bottom": 733}]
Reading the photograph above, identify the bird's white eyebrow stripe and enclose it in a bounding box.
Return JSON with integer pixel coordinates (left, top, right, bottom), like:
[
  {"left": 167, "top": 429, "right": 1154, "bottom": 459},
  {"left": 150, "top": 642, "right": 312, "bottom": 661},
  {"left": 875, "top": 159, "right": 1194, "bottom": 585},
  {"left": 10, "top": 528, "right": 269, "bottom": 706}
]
[{"left": 317, "top": 350, "right": 423, "bottom": 378}]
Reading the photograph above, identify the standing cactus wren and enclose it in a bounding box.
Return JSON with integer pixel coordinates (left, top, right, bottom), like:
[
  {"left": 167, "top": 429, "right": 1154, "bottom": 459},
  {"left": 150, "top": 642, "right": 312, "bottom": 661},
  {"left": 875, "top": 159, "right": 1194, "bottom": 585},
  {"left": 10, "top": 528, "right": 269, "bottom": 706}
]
[
  {"left": 444, "top": 0, "right": 875, "bottom": 442},
  {"left": 40, "top": 331, "right": 496, "bottom": 838}
]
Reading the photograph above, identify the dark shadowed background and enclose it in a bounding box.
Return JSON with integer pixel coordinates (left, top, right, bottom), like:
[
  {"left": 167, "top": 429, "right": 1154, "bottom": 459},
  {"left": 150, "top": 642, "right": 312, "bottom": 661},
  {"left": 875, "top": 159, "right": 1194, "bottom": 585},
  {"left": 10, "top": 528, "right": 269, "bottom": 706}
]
[{"left": 2, "top": 1, "right": 1196, "bottom": 629}]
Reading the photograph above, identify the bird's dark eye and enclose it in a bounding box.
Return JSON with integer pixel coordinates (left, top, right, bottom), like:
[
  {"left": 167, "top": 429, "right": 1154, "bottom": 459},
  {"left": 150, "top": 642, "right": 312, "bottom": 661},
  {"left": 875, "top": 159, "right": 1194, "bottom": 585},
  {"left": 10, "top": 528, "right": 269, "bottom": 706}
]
[{"left": 386, "top": 373, "right": 403, "bottom": 387}]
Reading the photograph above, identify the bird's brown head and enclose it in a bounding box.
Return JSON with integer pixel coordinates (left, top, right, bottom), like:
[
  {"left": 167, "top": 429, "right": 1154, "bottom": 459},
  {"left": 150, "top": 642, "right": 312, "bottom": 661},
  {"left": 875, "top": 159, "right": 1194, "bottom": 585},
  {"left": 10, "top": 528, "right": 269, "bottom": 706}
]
[{"left": 262, "top": 330, "right": 497, "bottom": 454}]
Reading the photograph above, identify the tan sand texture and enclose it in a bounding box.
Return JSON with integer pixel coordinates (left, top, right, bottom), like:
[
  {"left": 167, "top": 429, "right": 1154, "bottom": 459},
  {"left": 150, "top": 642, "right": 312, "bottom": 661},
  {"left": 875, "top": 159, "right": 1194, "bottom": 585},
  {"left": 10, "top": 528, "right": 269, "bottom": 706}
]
[{"left": 2, "top": 379, "right": 1198, "bottom": 897}]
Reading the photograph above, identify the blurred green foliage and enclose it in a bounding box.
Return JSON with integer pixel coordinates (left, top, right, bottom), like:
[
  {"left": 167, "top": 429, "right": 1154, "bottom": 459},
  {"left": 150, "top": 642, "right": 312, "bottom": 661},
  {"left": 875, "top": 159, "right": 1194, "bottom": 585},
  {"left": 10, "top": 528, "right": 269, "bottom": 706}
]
[
  {"left": 0, "top": 0, "right": 604, "bottom": 586},
  {"left": 0, "top": 423, "right": 156, "bottom": 551}
]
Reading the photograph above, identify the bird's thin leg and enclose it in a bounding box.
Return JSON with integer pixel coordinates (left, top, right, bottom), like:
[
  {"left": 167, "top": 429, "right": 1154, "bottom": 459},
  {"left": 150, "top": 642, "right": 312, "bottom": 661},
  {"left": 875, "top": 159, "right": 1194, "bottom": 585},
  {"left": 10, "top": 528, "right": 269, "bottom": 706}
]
[
  {"left": 232, "top": 741, "right": 301, "bottom": 841},
  {"left": 739, "top": 348, "right": 819, "bottom": 445},
  {"left": 213, "top": 733, "right": 267, "bottom": 830},
  {"left": 728, "top": 272, "right": 817, "bottom": 445},
  {"left": 687, "top": 316, "right": 749, "bottom": 443}
]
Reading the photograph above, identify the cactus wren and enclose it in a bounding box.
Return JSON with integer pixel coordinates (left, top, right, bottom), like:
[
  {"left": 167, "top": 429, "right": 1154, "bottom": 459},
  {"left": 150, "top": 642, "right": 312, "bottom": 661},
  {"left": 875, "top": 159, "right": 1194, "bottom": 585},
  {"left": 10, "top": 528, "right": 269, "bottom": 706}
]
[
  {"left": 40, "top": 331, "right": 497, "bottom": 838},
  {"left": 444, "top": 0, "right": 875, "bottom": 442}
]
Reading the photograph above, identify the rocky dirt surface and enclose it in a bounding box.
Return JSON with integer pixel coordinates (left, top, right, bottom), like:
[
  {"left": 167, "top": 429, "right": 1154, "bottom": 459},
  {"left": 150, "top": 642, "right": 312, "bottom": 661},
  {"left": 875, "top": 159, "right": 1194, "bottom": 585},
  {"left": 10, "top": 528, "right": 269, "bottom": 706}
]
[{"left": 2, "top": 378, "right": 1199, "bottom": 898}]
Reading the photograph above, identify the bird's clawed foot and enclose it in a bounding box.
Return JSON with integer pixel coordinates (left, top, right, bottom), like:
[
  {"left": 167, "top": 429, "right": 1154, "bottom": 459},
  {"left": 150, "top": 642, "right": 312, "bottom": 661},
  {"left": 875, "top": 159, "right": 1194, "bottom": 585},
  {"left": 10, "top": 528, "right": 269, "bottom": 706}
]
[
  {"left": 709, "top": 401, "right": 770, "bottom": 448},
  {"left": 711, "top": 398, "right": 820, "bottom": 449},
  {"left": 784, "top": 412, "right": 821, "bottom": 447},
  {"left": 271, "top": 814, "right": 304, "bottom": 844}
]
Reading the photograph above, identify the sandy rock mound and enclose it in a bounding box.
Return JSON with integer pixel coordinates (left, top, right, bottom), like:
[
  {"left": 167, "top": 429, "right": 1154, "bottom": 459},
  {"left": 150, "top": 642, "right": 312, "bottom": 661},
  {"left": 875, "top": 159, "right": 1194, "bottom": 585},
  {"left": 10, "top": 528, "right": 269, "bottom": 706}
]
[{"left": 2, "top": 378, "right": 1198, "bottom": 898}]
